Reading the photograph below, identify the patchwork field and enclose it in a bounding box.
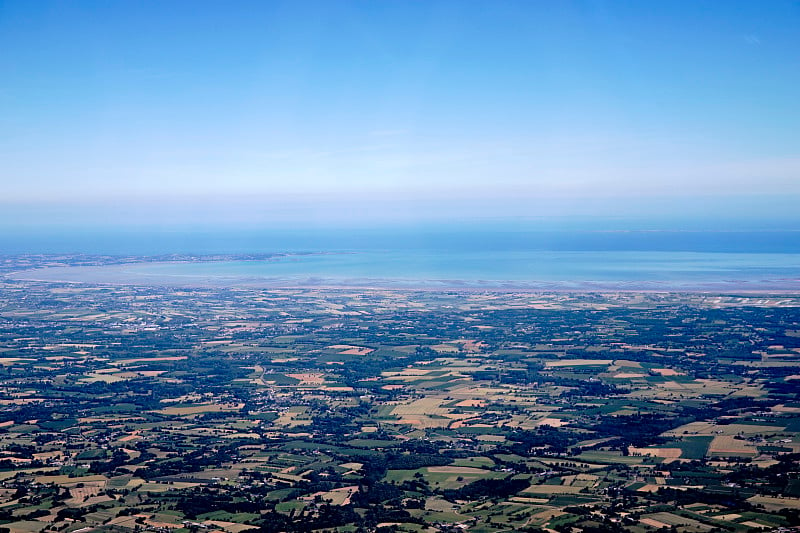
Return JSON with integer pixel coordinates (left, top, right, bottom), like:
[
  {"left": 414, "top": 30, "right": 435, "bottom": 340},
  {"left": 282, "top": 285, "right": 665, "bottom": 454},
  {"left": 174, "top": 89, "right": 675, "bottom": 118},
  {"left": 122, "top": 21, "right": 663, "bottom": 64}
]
[{"left": 0, "top": 260, "right": 798, "bottom": 532}]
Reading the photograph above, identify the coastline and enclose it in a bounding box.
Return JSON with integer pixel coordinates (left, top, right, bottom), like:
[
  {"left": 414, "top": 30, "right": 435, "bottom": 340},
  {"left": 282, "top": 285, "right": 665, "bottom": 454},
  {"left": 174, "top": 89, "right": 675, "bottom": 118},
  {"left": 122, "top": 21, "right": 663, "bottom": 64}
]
[{"left": 8, "top": 258, "right": 800, "bottom": 294}]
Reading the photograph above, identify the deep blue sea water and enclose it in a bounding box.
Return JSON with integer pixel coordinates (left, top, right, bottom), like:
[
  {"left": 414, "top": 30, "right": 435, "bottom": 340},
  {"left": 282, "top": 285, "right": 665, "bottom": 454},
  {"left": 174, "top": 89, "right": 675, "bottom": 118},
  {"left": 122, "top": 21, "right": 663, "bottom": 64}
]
[{"left": 3, "top": 224, "right": 800, "bottom": 255}]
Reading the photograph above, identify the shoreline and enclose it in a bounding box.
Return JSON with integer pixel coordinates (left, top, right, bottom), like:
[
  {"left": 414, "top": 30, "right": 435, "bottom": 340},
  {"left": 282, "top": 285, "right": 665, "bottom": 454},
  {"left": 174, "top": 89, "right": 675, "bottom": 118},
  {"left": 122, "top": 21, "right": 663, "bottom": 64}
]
[{"left": 8, "top": 260, "right": 800, "bottom": 295}]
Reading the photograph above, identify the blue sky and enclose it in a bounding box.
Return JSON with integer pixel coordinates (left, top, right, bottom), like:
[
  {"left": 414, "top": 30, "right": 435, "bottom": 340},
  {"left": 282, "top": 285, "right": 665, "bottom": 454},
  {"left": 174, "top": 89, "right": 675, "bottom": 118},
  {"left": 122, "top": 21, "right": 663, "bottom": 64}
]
[{"left": 1, "top": 1, "right": 798, "bottom": 226}]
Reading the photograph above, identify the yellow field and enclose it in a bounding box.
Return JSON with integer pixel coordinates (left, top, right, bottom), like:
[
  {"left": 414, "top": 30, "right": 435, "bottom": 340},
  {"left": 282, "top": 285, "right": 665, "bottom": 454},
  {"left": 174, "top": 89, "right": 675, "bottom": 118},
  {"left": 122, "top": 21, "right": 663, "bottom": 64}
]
[
  {"left": 305, "top": 485, "right": 359, "bottom": 506},
  {"left": 0, "top": 398, "right": 50, "bottom": 405},
  {"left": 34, "top": 474, "right": 107, "bottom": 486},
  {"left": 388, "top": 416, "right": 451, "bottom": 428},
  {"left": 431, "top": 343, "right": 459, "bottom": 353},
  {"left": 0, "top": 358, "right": 34, "bottom": 366},
  {"left": 332, "top": 345, "right": 374, "bottom": 355},
  {"left": 205, "top": 520, "right": 259, "bottom": 533},
  {"left": 562, "top": 474, "right": 598, "bottom": 487},
  {"left": 727, "top": 384, "right": 766, "bottom": 397},
  {"left": 81, "top": 372, "right": 127, "bottom": 383},
  {"left": 613, "top": 372, "right": 647, "bottom": 378},
  {"left": 525, "top": 508, "right": 565, "bottom": 527},
  {"left": 454, "top": 399, "right": 485, "bottom": 407},
  {"left": 640, "top": 517, "right": 670, "bottom": 528},
  {"left": 66, "top": 483, "right": 105, "bottom": 504},
  {"left": 535, "top": 417, "right": 568, "bottom": 428},
  {"left": 747, "top": 495, "right": 800, "bottom": 511},
  {"left": 382, "top": 368, "right": 434, "bottom": 379},
  {"left": 286, "top": 372, "right": 325, "bottom": 385},
  {"left": 664, "top": 421, "right": 785, "bottom": 437},
  {"left": 155, "top": 403, "right": 243, "bottom": 416},
  {"left": 650, "top": 368, "right": 683, "bottom": 376},
  {"left": 523, "top": 484, "right": 584, "bottom": 495},
  {"left": 392, "top": 398, "right": 448, "bottom": 416},
  {"left": 274, "top": 406, "right": 311, "bottom": 427},
  {"left": 708, "top": 436, "right": 758, "bottom": 456},
  {"left": 628, "top": 446, "right": 682, "bottom": 459}
]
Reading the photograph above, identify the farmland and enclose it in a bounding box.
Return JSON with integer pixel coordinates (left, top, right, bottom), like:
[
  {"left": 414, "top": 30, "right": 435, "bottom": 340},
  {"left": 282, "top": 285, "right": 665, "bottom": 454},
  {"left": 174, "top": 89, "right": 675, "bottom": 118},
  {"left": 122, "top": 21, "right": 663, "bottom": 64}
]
[{"left": 0, "top": 255, "right": 799, "bottom": 532}]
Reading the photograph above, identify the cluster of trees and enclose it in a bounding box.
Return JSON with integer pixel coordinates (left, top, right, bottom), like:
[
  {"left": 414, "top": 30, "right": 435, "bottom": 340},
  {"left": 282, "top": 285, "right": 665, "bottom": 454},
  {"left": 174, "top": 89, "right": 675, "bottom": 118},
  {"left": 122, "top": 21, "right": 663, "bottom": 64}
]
[{"left": 442, "top": 476, "right": 529, "bottom": 502}]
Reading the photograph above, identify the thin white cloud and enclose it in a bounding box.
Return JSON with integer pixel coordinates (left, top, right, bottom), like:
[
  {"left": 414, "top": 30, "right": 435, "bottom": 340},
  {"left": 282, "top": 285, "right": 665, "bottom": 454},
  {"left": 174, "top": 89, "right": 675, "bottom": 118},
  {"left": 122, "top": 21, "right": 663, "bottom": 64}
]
[{"left": 744, "top": 34, "right": 761, "bottom": 45}]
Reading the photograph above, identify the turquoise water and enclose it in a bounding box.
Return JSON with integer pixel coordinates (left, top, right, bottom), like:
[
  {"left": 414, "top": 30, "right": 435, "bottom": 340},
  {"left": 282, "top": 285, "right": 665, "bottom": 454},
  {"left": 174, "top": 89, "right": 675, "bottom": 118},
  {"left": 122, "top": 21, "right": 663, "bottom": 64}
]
[
  {"left": 130, "top": 251, "right": 799, "bottom": 282},
  {"left": 10, "top": 224, "right": 800, "bottom": 290},
  {"left": 24, "top": 249, "right": 790, "bottom": 290}
]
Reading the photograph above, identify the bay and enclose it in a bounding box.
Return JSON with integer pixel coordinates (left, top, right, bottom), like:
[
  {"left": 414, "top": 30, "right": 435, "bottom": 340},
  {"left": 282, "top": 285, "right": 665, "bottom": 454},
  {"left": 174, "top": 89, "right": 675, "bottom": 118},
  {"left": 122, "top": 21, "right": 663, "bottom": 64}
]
[{"left": 16, "top": 249, "right": 800, "bottom": 291}]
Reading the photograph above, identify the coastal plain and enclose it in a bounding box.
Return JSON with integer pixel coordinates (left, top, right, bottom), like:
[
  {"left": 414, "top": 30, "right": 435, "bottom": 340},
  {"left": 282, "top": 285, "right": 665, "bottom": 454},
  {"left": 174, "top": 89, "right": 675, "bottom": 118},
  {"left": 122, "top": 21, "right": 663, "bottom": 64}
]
[{"left": 0, "top": 256, "right": 799, "bottom": 532}]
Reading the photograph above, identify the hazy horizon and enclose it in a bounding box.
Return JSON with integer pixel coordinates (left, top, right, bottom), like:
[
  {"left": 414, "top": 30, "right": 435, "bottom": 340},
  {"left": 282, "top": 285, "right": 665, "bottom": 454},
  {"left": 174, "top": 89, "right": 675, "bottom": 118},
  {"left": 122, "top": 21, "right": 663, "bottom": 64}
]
[{"left": 2, "top": 1, "right": 799, "bottom": 231}]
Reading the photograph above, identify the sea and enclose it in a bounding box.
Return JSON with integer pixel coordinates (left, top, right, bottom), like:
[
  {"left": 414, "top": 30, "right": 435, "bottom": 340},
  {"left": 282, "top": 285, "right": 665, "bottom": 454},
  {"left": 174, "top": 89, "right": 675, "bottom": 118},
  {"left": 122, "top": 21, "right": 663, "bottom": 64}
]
[{"left": 6, "top": 221, "right": 800, "bottom": 291}]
